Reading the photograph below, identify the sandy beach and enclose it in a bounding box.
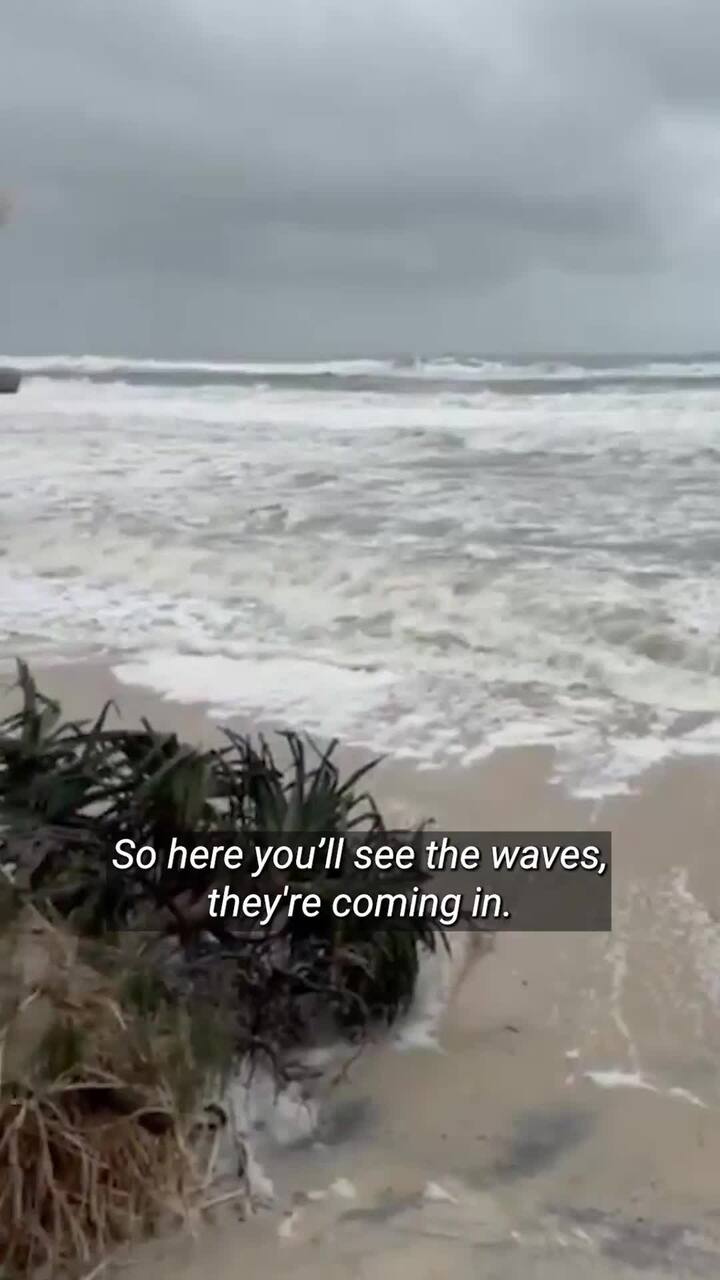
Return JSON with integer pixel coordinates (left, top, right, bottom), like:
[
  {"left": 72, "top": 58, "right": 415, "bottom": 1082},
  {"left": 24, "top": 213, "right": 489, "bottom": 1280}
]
[{"left": 8, "top": 660, "right": 720, "bottom": 1280}]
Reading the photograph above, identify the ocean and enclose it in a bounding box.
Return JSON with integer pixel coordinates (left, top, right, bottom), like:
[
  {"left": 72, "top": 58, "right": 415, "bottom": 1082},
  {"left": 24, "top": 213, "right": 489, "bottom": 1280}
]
[{"left": 2, "top": 352, "right": 720, "bottom": 797}]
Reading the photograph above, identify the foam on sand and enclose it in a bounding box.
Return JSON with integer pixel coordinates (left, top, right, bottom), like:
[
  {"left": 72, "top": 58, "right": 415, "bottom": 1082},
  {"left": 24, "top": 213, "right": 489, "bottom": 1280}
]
[
  {"left": 583, "top": 1068, "right": 707, "bottom": 1108},
  {"left": 114, "top": 651, "right": 395, "bottom": 738}
]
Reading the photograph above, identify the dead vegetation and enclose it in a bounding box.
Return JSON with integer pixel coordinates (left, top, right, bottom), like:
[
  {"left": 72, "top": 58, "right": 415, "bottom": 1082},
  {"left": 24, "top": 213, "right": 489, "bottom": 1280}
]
[{"left": 0, "top": 914, "right": 207, "bottom": 1279}]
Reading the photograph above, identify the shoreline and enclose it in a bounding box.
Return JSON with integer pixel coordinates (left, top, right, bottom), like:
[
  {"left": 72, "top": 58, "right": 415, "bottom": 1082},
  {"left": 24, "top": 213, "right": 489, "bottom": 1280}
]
[
  {"left": 4, "top": 637, "right": 715, "bottom": 805},
  {"left": 5, "top": 658, "right": 720, "bottom": 1278},
  {"left": 3, "top": 651, "right": 710, "bottom": 816}
]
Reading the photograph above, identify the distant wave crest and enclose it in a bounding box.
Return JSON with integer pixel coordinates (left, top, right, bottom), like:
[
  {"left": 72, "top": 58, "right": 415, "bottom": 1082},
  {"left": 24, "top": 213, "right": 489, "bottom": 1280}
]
[{"left": 6, "top": 352, "right": 720, "bottom": 389}]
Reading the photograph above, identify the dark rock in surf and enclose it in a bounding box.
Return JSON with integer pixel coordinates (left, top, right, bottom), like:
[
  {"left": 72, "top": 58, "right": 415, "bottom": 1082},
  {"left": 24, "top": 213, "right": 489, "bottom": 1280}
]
[{"left": 0, "top": 367, "right": 21, "bottom": 394}]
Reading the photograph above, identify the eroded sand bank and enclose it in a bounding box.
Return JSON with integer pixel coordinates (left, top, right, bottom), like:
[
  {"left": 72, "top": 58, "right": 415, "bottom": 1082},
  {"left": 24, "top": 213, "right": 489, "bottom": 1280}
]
[{"left": 5, "top": 661, "right": 720, "bottom": 1279}]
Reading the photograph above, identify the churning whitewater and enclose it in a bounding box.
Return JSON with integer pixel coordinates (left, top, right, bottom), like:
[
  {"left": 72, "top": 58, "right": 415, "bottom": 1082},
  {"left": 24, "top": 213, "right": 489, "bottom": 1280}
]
[{"left": 2, "top": 352, "right": 720, "bottom": 797}]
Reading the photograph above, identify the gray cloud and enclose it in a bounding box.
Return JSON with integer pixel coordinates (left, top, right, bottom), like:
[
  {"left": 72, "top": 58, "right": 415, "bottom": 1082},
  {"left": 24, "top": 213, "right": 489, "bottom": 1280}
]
[{"left": 2, "top": 0, "right": 720, "bottom": 355}]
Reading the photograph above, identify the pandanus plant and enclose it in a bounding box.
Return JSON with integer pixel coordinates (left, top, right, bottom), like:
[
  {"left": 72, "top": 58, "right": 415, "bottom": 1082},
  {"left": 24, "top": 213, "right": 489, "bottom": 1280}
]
[{"left": 0, "top": 661, "right": 439, "bottom": 1040}]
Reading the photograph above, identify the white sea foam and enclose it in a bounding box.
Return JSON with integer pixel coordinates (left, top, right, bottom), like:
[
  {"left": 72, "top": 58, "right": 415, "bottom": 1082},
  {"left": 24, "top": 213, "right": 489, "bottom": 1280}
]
[
  {"left": 584, "top": 1069, "right": 707, "bottom": 1108},
  {"left": 393, "top": 934, "right": 475, "bottom": 1051},
  {"left": 115, "top": 652, "right": 395, "bottom": 735},
  {"left": 3, "top": 362, "right": 720, "bottom": 796}
]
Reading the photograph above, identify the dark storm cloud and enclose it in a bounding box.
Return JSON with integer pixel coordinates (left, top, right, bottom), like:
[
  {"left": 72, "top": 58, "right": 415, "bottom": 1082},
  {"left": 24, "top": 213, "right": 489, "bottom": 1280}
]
[{"left": 2, "top": 0, "right": 720, "bottom": 354}]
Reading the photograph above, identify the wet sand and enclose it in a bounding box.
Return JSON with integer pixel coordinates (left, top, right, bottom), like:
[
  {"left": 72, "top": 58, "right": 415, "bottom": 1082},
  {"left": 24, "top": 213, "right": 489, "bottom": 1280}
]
[{"left": 5, "top": 661, "right": 720, "bottom": 1278}]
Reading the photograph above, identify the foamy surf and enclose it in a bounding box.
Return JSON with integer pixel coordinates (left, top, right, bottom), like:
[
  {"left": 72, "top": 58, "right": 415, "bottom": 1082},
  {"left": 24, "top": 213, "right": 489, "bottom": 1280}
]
[{"left": 4, "top": 353, "right": 720, "bottom": 798}]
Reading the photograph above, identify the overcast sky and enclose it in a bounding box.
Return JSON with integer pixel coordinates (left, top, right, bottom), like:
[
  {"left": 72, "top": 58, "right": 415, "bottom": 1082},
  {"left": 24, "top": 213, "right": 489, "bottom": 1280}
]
[{"left": 2, "top": 0, "right": 720, "bottom": 357}]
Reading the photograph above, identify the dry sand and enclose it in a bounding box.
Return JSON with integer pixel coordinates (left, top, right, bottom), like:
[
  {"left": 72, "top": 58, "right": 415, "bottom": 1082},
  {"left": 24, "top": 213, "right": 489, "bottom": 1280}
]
[{"left": 5, "top": 660, "right": 720, "bottom": 1279}]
